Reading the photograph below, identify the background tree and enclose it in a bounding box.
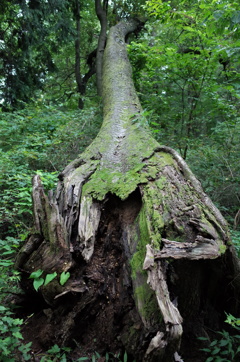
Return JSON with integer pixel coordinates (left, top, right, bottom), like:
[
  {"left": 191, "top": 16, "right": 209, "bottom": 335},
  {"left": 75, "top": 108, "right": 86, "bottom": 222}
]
[{"left": 0, "top": 0, "right": 99, "bottom": 110}]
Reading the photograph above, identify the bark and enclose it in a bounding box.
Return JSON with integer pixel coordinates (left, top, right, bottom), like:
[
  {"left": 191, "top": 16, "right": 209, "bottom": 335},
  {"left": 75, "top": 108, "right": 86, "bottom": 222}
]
[
  {"left": 16, "top": 20, "right": 240, "bottom": 361},
  {"left": 95, "top": 0, "right": 108, "bottom": 96},
  {"left": 74, "top": 0, "right": 96, "bottom": 109}
]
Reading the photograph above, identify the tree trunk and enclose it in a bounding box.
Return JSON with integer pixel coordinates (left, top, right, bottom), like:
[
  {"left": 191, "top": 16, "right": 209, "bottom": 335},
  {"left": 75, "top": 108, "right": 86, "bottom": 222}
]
[
  {"left": 95, "top": 0, "right": 108, "bottom": 96},
  {"left": 16, "top": 20, "right": 240, "bottom": 361},
  {"left": 74, "top": 0, "right": 96, "bottom": 109}
]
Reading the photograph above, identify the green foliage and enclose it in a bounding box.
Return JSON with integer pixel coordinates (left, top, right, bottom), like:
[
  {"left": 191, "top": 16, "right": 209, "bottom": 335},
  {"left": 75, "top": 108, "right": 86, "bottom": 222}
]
[
  {"left": 128, "top": 0, "right": 240, "bottom": 219},
  {"left": 0, "top": 237, "right": 22, "bottom": 303},
  {"left": 39, "top": 344, "right": 71, "bottom": 362},
  {"left": 0, "top": 0, "right": 100, "bottom": 110},
  {"left": 188, "top": 117, "right": 240, "bottom": 215},
  {"left": 29, "top": 269, "right": 45, "bottom": 292},
  {"left": 199, "top": 330, "right": 240, "bottom": 361},
  {"left": 29, "top": 270, "right": 70, "bottom": 291},
  {"left": 76, "top": 350, "right": 135, "bottom": 362},
  {"left": 230, "top": 230, "right": 240, "bottom": 256},
  {"left": 59, "top": 271, "right": 71, "bottom": 286},
  {"left": 0, "top": 104, "right": 102, "bottom": 239},
  {"left": 0, "top": 305, "right": 32, "bottom": 361},
  {"left": 199, "top": 314, "right": 240, "bottom": 361},
  {"left": 225, "top": 313, "right": 240, "bottom": 331}
]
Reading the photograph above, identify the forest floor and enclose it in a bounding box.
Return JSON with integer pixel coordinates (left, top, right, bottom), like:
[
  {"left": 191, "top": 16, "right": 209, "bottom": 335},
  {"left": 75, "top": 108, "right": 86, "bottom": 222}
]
[{"left": 13, "top": 288, "right": 206, "bottom": 362}]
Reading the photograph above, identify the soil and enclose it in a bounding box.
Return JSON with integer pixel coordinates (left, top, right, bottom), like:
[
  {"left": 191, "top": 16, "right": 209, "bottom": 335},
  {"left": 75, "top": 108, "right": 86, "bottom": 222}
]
[{"left": 16, "top": 301, "right": 208, "bottom": 362}]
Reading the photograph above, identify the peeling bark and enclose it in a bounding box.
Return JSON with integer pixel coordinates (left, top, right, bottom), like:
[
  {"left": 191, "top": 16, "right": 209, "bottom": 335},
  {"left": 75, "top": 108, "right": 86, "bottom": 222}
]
[{"left": 16, "top": 20, "right": 240, "bottom": 361}]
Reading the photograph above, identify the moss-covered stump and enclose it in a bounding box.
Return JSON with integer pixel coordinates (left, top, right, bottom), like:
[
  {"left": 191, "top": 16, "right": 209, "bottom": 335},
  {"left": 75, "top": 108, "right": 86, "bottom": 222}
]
[{"left": 16, "top": 20, "right": 240, "bottom": 361}]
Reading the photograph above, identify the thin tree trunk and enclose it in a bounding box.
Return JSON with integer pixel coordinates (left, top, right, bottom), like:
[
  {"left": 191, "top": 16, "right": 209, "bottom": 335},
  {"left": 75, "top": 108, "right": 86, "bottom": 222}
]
[
  {"left": 74, "top": 0, "right": 84, "bottom": 109},
  {"left": 95, "top": 0, "right": 108, "bottom": 96},
  {"left": 74, "top": 0, "right": 96, "bottom": 109},
  {"left": 16, "top": 20, "right": 240, "bottom": 361}
]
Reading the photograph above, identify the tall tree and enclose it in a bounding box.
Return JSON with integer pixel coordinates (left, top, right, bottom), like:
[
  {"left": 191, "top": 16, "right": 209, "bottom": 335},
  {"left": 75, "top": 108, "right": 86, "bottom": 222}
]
[
  {"left": 16, "top": 15, "right": 240, "bottom": 362},
  {"left": 95, "top": 0, "right": 108, "bottom": 96},
  {"left": 72, "top": 0, "right": 97, "bottom": 108},
  {"left": 0, "top": 0, "right": 98, "bottom": 110},
  {"left": 0, "top": 0, "right": 67, "bottom": 109}
]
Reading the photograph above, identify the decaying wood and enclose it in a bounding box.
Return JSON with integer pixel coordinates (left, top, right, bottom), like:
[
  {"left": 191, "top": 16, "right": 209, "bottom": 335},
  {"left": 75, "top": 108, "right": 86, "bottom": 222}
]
[
  {"left": 16, "top": 19, "right": 240, "bottom": 362},
  {"left": 143, "top": 245, "right": 183, "bottom": 361},
  {"left": 156, "top": 237, "right": 221, "bottom": 260}
]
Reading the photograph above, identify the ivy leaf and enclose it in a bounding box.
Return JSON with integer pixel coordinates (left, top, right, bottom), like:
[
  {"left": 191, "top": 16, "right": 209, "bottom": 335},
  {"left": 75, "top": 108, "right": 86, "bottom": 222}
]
[
  {"left": 60, "top": 271, "right": 70, "bottom": 286},
  {"left": 29, "top": 269, "right": 43, "bottom": 279},
  {"left": 44, "top": 272, "right": 57, "bottom": 286},
  {"left": 33, "top": 278, "right": 44, "bottom": 291}
]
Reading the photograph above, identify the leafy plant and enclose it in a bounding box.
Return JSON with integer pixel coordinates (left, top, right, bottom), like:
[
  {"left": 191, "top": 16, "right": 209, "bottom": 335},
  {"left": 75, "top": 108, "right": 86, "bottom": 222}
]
[
  {"left": 199, "top": 314, "right": 240, "bottom": 361},
  {"left": 76, "top": 350, "right": 135, "bottom": 362},
  {"left": 0, "top": 237, "right": 22, "bottom": 303},
  {"left": 39, "top": 344, "right": 71, "bottom": 362},
  {"left": 29, "top": 269, "right": 45, "bottom": 292},
  {"left": 0, "top": 305, "right": 32, "bottom": 361},
  {"left": 231, "top": 230, "right": 240, "bottom": 257},
  {"left": 29, "top": 270, "right": 70, "bottom": 291},
  {"left": 225, "top": 313, "right": 240, "bottom": 331},
  {"left": 59, "top": 271, "right": 71, "bottom": 286}
]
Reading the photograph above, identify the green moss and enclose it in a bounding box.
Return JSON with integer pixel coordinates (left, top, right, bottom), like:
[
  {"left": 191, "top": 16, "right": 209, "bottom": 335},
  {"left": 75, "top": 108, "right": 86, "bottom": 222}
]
[
  {"left": 155, "top": 176, "right": 167, "bottom": 190},
  {"left": 130, "top": 208, "right": 161, "bottom": 325},
  {"left": 135, "top": 284, "right": 161, "bottom": 322},
  {"left": 130, "top": 208, "right": 150, "bottom": 279},
  {"left": 82, "top": 163, "right": 147, "bottom": 200},
  {"left": 141, "top": 182, "right": 165, "bottom": 248},
  {"left": 219, "top": 244, "right": 227, "bottom": 254}
]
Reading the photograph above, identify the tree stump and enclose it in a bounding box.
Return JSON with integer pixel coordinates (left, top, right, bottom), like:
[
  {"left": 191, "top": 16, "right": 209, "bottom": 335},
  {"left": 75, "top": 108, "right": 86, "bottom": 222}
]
[{"left": 16, "top": 20, "right": 240, "bottom": 361}]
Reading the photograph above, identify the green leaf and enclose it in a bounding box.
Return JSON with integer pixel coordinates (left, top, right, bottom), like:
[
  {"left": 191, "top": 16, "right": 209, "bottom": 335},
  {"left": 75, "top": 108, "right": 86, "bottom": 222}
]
[
  {"left": 44, "top": 272, "right": 57, "bottom": 286},
  {"left": 33, "top": 278, "right": 44, "bottom": 291},
  {"left": 210, "top": 340, "right": 218, "bottom": 347},
  {"left": 206, "top": 358, "right": 213, "bottom": 362},
  {"left": 124, "top": 351, "right": 128, "bottom": 362},
  {"left": 60, "top": 271, "right": 70, "bottom": 286},
  {"left": 29, "top": 269, "right": 43, "bottom": 279},
  {"left": 48, "top": 344, "right": 61, "bottom": 354},
  {"left": 212, "top": 347, "right": 221, "bottom": 355},
  {"left": 13, "top": 331, "right": 23, "bottom": 339},
  {"left": 183, "top": 26, "right": 196, "bottom": 32},
  {"left": 219, "top": 339, "right": 229, "bottom": 347},
  {"left": 59, "top": 354, "right": 67, "bottom": 362},
  {"left": 0, "top": 305, "right": 8, "bottom": 312},
  {"left": 201, "top": 348, "right": 211, "bottom": 353}
]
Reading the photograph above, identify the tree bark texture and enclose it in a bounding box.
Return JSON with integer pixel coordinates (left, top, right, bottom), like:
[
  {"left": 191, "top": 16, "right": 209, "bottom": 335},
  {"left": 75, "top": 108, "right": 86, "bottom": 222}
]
[
  {"left": 74, "top": 0, "right": 96, "bottom": 109},
  {"left": 95, "top": 0, "right": 108, "bottom": 96},
  {"left": 16, "top": 20, "right": 240, "bottom": 361}
]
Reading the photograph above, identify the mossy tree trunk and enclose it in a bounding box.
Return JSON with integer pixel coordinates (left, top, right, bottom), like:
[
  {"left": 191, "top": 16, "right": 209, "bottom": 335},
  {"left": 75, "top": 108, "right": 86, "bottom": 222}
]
[{"left": 16, "top": 20, "right": 240, "bottom": 361}]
